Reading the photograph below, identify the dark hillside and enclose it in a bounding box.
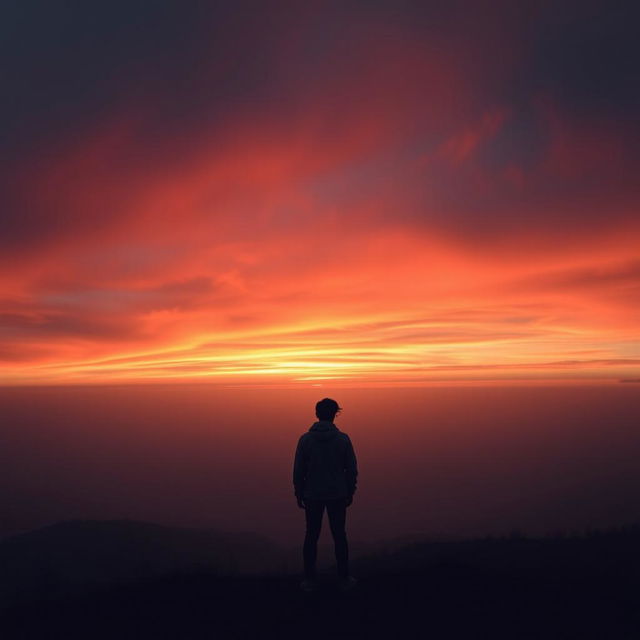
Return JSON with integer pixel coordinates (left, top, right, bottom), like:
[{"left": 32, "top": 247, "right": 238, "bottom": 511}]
[{"left": 2, "top": 522, "right": 640, "bottom": 639}]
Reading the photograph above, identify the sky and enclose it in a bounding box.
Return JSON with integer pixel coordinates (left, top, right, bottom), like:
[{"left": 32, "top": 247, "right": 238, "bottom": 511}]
[{"left": 1, "top": 0, "right": 639, "bottom": 386}]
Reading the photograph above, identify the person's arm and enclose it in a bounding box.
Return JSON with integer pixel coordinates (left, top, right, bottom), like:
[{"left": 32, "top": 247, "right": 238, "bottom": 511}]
[
  {"left": 345, "top": 436, "right": 358, "bottom": 505},
  {"left": 293, "top": 436, "right": 307, "bottom": 508}
]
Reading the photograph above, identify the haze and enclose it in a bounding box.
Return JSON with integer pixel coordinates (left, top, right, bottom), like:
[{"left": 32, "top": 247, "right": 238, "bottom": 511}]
[{"left": 2, "top": 383, "right": 639, "bottom": 545}]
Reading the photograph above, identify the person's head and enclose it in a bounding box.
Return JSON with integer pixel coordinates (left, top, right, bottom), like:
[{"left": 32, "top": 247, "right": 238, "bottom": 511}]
[{"left": 315, "top": 397, "right": 342, "bottom": 422}]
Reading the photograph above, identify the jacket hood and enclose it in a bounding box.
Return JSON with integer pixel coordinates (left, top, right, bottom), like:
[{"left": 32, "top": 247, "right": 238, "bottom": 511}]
[{"left": 309, "top": 421, "right": 340, "bottom": 442}]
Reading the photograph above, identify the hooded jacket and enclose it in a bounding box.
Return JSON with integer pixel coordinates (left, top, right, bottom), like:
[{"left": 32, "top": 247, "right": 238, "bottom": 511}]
[{"left": 293, "top": 421, "right": 358, "bottom": 500}]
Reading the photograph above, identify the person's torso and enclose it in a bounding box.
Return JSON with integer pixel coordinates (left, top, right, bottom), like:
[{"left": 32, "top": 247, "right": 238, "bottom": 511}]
[{"left": 300, "top": 424, "right": 350, "bottom": 499}]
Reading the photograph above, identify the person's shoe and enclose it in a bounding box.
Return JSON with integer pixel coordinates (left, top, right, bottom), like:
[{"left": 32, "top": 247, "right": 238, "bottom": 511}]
[
  {"left": 299, "top": 578, "right": 318, "bottom": 592},
  {"left": 338, "top": 576, "right": 358, "bottom": 592}
]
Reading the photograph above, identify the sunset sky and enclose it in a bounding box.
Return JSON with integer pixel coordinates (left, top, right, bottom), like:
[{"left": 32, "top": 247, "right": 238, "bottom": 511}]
[{"left": 2, "top": 1, "right": 639, "bottom": 386}]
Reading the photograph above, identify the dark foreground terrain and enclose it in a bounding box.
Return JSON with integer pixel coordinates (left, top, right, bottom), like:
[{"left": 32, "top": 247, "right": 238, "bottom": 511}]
[{"left": 2, "top": 521, "right": 640, "bottom": 639}]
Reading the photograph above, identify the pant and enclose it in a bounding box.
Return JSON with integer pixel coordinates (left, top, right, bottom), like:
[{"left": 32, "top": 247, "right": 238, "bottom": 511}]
[{"left": 303, "top": 497, "right": 349, "bottom": 579}]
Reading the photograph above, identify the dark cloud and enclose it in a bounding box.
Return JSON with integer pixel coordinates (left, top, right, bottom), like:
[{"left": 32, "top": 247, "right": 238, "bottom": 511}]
[
  {"left": 525, "top": 2, "right": 640, "bottom": 121},
  {"left": 37, "top": 277, "right": 220, "bottom": 314},
  {"left": 1, "top": 1, "right": 293, "bottom": 253},
  {"left": 2, "top": 1, "right": 639, "bottom": 253},
  {"left": 1, "top": 1, "right": 275, "bottom": 154},
  {"left": 515, "top": 259, "right": 640, "bottom": 293},
  {"left": 0, "top": 276, "right": 219, "bottom": 347},
  {"left": 0, "top": 310, "right": 139, "bottom": 341}
]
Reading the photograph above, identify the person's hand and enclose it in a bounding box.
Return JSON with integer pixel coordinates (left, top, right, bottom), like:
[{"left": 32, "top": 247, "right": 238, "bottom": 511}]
[
  {"left": 346, "top": 495, "right": 353, "bottom": 507},
  {"left": 296, "top": 496, "right": 306, "bottom": 509}
]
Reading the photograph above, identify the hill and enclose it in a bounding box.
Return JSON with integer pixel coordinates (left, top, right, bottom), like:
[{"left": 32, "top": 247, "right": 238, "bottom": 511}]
[
  {"left": 2, "top": 521, "right": 640, "bottom": 638},
  {"left": 0, "top": 519, "right": 282, "bottom": 606}
]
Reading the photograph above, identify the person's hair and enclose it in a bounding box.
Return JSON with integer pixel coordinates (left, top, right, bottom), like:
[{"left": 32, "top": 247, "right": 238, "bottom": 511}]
[{"left": 315, "top": 397, "right": 342, "bottom": 421}]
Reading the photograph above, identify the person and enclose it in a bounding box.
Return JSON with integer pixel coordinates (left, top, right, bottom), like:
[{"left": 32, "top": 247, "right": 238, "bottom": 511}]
[{"left": 293, "top": 398, "right": 358, "bottom": 592}]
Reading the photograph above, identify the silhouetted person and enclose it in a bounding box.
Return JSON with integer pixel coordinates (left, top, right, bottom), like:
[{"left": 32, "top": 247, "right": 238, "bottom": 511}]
[{"left": 293, "top": 398, "right": 358, "bottom": 591}]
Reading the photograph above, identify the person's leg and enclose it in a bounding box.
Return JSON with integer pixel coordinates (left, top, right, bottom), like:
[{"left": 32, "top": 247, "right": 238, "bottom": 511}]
[
  {"left": 326, "top": 498, "right": 349, "bottom": 578},
  {"left": 303, "top": 499, "right": 324, "bottom": 579}
]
